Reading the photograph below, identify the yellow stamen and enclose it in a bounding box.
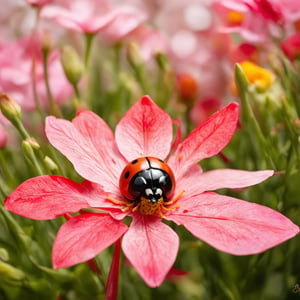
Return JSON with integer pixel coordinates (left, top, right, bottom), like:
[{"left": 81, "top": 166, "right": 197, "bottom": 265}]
[
  {"left": 106, "top": 196, "right": 135, "bottom": 212},
  {"left": 164, "top": 190, "right": 185, "bottom": 206},
  {"left": 105, "top": 190, "right": 185, "bottom": 218},
  {"left": 227, "top": 11, "right": 244, "bottom": 25}
]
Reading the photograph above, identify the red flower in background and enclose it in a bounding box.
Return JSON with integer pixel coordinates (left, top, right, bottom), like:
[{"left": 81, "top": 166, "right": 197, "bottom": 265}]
[
  {"left": 281, "top": 33, "right": 300, "bottom": 61},
  {"left": 5, "top": 96, "right": 299, "bottom": 287}
]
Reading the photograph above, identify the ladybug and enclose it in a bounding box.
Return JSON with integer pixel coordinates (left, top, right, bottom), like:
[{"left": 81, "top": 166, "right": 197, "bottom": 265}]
[{"left": 119, "top": 157, "right": 176, "bottom": 215}]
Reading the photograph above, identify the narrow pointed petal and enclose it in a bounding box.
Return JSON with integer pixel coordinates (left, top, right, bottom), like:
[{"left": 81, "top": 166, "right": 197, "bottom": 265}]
[
  {"left": 115, "top": 96, "right": 173, "bottom": 161},
  {"left": 168, "top": 103, "right": 239, "bottom": 178},
  {"left": 168, "top": 192, "right": 299, "bottom": 255},
  {"left": 45, "top": 111, "right": 125, "bottom": 193},
  {"left": 122, "top": 215, "right": 179, "bottom": 287},
  {"left": 4, "top": 176, "right": 93, "bottom": 220},
  {"left": 106, "top": 239, "right": 121, "bottom": 300},
  {"left": 176, "top": 168, "right": 274, "bottom": 195},
  {"left": 53, "top": 213, "right": 128, "bottom": 269}
]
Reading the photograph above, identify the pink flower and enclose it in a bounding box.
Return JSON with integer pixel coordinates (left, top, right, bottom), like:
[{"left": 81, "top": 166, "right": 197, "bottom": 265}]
[
  {"left": 41, "top": 0, "right": 145, "bottom": 36},
  {"left": 0, "top": 35, "right": 72, "bottom": 111},
  {"left": 213, "top": 0, "right": 283, "bottom": 43},
  {"left": 5, "top": 96, "right": 299, "bottom": 287},
  {"left": 98, "top": 6, "right": 148, "bottom": 44}
]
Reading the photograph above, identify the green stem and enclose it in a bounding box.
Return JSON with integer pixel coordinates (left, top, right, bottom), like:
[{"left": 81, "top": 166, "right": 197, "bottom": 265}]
[
  {"left": 12, "top": 118, "right": 31, "bottom": 140},
  {"left": 72, "top": 83, "right": 81, "bottom": 110},
  {"left": 22, "top": 143, "right": 45, "bottom": 176},
  {"left": 84, "top": 33, "right": 95, "bottom": 69},
  {"left": 0, "top": 174, "right": 10, "bottom": 199},
  {"left": 42, "top": 51, "right": 61, "bottom": 117}
]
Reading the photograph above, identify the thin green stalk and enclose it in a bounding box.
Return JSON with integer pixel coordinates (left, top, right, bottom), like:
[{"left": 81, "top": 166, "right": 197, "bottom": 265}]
[
  {"left": 84, "top": 33, "right": 95, "bottom": 69},
  {"left": 22, "top": 144, "right": 45, "bottom": 176},
  {"left": 0, "top": 149, "right": 15, "bottom": 184},
  {"left": 42, "top": 51, "right": 61, "bottom": 117},
  {"left": 0, "top": 174, "right": 10, "bottom": 199},
  {"left": 13, "top": 118, "right": 31, "bottom": 140},
  {"left": 31, "top": 57, "right": 45, "bottom": 120},
  {"left": 72, "top": 83, "right": 81, "bottom": 110}
]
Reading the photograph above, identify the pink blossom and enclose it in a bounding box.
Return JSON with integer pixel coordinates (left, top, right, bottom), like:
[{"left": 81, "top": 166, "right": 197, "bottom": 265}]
[
  {"left": 0, "top": 35, "right": 72, "bottom": 111},
  {"left": 40, "top": 0, "right": 112, "bottom": 34},
  {"left": 5, "top": 96, "right": 299, "bottom": 287},
  {"left": 213, "top": 0, "right": 283, "bottom": 43},
  {"left": 98, "top": 5, "right": 148, "bottom": 44},
  {"left": 41, "top": 0, "right": 145, "bottom": 36}
]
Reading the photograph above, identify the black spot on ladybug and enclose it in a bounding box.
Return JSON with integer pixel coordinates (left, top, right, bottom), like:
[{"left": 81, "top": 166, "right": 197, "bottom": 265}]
[
  {"left": 159, "top": 159, "right": 164, "bottom": 163},
  {"left": 131, "top": 159, "right": 138, "bottom": 164},
  {"left": 124, "top": 171, "right": 130, "bottom": 179}
]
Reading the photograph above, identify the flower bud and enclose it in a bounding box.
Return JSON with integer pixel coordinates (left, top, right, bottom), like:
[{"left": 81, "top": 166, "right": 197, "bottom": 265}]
[
  {"left": 0, "top": 260, "right": 25, "bottom": 286},
  {"left": 0, "top": 93, "right": 21, "bottom": 122},
  {"left": 126, "top": 42, "right": 143, "bottom": 68},
  {"left": 176, "top": 73, "right": 198, "bottom": 106},
  {"left": 22, "top": 138, "right": 43, "bottom": 175},
  {"left": 0, "top": 248, "right": 9, "bottom": 261},
  {"left": 44, "top": 155, "right": 59, "bottom": 172},
  {"left": 23, "top": 137, "right": 40, "bottom": 150},
  {"left": 41, "top": 29, "right": 53, "bottom": 56},
  {"left": 0, "top": 123, "right": 8, "bottom": 148},
  {"left": 155, "top": 52, "right": 171, "bottom": 72},
  {"left": 60, "top": 45, "right": 84, "bottom": 86}
]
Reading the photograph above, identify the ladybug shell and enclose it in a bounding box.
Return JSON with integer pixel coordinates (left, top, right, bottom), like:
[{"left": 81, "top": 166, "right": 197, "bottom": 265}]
[{"left": 119, "top": 156, "right": 175, "bottom": 201}]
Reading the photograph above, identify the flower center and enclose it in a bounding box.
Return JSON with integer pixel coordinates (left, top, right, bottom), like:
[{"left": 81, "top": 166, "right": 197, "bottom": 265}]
[
  {"left": 106, "top": 190, "right": 184, "bottom": 218},
  {"left": 227, "top": 10, "right": 244, "bottom": 25}
]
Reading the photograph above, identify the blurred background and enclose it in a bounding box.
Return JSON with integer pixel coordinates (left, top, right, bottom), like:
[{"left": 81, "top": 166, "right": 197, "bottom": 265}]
[{"left": 0, "top": 0, "right": 300, "bottom": 299}]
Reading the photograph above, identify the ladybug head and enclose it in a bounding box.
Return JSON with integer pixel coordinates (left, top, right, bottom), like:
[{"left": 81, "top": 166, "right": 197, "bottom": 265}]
[{"left": 128, "top": 168, "right": 173, "bottom": 203}]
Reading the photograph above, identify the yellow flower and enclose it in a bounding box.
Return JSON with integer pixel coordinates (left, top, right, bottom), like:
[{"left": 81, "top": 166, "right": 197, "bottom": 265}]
[{"left": 240, "top": 61, "right": 275, "bottom": 90}]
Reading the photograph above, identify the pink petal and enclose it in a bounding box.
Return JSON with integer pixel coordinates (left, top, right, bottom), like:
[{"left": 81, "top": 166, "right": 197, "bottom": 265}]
[
  {"left": 45, "top": 111, "right": 126, "bottom": 193},
  {"left": 168, "top": 192, "right": 299, "bottom": 255},
  {"left": 168, "top": 103, "right": 239, "bottom": 178},
  {"left": 4, "top": 176, "right": 92, "bottom": 220},
  {"left": 115, "top": 96, "right": 173, "bottom": 161},
  {"left": 100, "top": 6, "right": 148, "bottom": 43},
  {"left": 53, "top": 213, "right": 128, "bottom": 268},
  {"left": 176, "top": 168, "right": 274, "bottom": 195},
  {"left": 122, "top": 215, "right": 179, "bottom": 287},
  {"left": 41, "top": 5, "right": 117, "bottom": 34}
]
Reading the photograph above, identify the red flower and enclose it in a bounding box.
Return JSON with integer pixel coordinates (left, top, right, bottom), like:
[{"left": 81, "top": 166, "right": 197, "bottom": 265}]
[
  {"left": 281, "top": 33, "right": 300, "bottom": 61},
  {"left": 5, "top": 96, "right": 299, "bottom": 287}
]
